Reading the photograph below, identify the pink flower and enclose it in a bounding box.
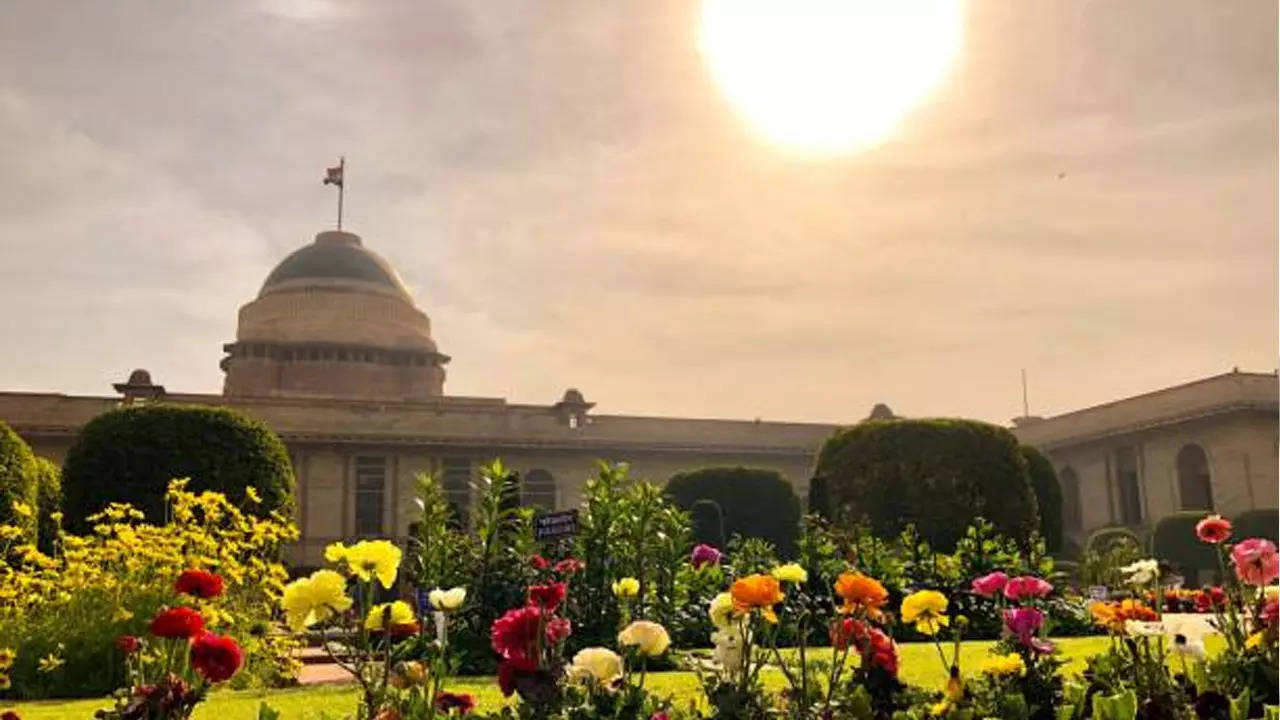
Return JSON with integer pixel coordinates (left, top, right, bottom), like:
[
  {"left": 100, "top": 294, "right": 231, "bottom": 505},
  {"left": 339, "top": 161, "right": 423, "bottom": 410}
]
[
  {"left": 545, "top": 616, "right": 572, "bottom": 645},
  {"left": 1232, "top": 538, "right": 1280, "bottom": 586},
  {"left": 1003, "top": 575, "right": 1053, "bottom": 602},
  {"left": 650, "top": 714, "right": 670, "bottom": 720},
  {"left": 1003, "top": 607, "right": 1052, "bottom": 655},
  {"left": 971, "top": 571, "right": 1009, "bottom": 598},
  {"left": 1260, "top": 598, "right": 1278, "bottom": 627},
  {"left": 1195, "top": 515, "right": 1233, "bottom": 544},
  {"left": 690, "top": 544, "right": 722, "bottom": 569}
]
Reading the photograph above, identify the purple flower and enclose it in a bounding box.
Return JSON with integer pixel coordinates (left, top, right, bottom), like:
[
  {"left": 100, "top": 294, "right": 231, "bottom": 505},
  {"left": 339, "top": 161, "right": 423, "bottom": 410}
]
[
  {"left": 690, "top": 544, "right": 722, "bottom": 569},
  {"left": 971, "top": 571, "right": 1009, "bottom": 598},
  {"left": 1003, "top": 575, "right": 1053, "bottom": 602},
  {"left": 1003, "top": 607, "right": 1053, "bottom": 655}
]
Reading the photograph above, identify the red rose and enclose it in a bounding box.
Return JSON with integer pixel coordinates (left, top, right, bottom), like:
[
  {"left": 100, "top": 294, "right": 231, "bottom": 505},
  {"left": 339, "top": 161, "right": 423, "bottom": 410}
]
[
  {"left": 189, "top": 632, "right": 244, "bottom": 683},
  {"left": 149, "top": 606, "right": 206, "bottom": 639},
  {"left": 116, "top": 635, "right": 142, "bottom": 654},
  {"left": 1195, "top": 515, "right": 1232, "bottom": 544},
  {"left": 175, "top": 569, "right": 224, "bottom": 599},
  {"left": 527, "top": 582, "right": 567, "bottom": 611},
  {"left": 434, "top": 691, "right": 477, "bottom": 714}
]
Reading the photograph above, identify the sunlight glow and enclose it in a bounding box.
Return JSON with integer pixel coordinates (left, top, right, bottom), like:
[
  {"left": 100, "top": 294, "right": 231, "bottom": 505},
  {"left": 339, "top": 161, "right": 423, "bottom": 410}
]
[{"left": 700, "top": 0, "right": 965, "bottom": 154}]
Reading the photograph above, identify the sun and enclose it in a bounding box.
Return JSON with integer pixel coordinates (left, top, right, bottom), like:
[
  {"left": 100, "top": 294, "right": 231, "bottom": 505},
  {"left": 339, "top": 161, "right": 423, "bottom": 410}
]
[{"left": 699, "top": 0, "right": 965, "bottom": 154}]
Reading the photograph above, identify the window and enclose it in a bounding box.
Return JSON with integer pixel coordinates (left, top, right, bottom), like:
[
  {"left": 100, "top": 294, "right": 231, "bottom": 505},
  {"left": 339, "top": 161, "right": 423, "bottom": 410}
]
[
  {"left": 442, "top": 457, "right": 472, "bottom": 527},
  {"left": 1060, "top": 466, "right": 1082, "bottom": 531},
  {"left": 522, "top": 469, "right": 557, "bottom": 511},
  {"left": 354, "top": 456, "right": 387, "bottom": 536},
  {"left": 1114, "top": 447, "right": 1142, "bottom": 525},
  {"left": 1176, "top": 444, "right": 1214, "bottom": 511}
]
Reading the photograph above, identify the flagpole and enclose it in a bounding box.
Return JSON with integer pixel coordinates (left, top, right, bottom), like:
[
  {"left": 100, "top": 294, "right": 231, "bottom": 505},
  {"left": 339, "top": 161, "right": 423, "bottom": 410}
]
[{"left": 337, "top": 156, "right": 345, "bottom": 231}]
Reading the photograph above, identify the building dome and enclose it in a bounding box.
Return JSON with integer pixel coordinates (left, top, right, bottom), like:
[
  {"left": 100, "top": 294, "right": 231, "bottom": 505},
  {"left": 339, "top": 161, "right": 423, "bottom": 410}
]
[{"left": 221, "top": 229, "right": 448, "bottom": 401}]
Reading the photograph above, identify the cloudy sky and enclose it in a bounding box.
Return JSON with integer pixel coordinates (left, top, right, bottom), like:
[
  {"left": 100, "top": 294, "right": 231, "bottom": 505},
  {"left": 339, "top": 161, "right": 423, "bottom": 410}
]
[{"left": 1, "top": 0, "right": 1275, "bottom": 425}]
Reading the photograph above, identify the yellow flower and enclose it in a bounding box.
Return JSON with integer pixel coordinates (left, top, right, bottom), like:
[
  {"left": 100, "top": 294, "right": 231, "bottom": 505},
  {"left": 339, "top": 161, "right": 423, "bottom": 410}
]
[
  {"left": 709, "top": 592, "right": 740, "bottom": 629},
  {"left": 980, "top": 652, "right": 1027, "bottom": 677},
  {"left": 11, "top": 501, "right": 32, "bottom": 518},
  {"left": 365, "top": 601, "right": 416, "bottom": 631},
  {"left": 0, "top": 648, "right": 13, "bottom": 669},
  {"left": 1246, "top": 631, "right": 1265, "bottom": 649},
  {"left": 245, "top": 487, "right": 262, "bottom": 505},
  {"left": 618, "top": 620, "right": 671, "bottom": 657},
  {"left": 428, "top": 586, "right": 467, "bottom": 612},
  {"left": 901, "top": 590, "right": 950, "bottom": 636},
  {"left": 612, "top": 577, "right": 640, "bottom": 598},
  {"left": 929, "top": 700, "right": 951, "bottom": 717},
  {"left": 112, "top": 606, "right": 135, "bottom": 622},
  {"left": 37, "top": 652, "right": 64, "bottom": 673},
  {"left": 282, "top": 569, "right": 354, "bottom": 631},
  {"left": 0, "top": 673, "right": 10, "bottom": 690},
  {"left": 568, "top": 647, "right": 623, "bottom": 686},
  {"left": 324, "top": 542, "right": 348, "bottom": 564},
  {"left": 343, "top": 540, "right": 402, "bottom": 589},
  {"left": 771, "top": 563, "right": 808, "bottom": 584}
]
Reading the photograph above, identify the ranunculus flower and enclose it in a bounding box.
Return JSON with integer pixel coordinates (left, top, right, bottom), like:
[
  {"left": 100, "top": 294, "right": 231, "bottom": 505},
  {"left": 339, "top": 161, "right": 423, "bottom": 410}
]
[
  {"left": 1195, "top": 514, "right": 1232, "bottom": 544},
  {"left": 529, "top": 554, "right": 550, "bottom": 571},
  {"left": 771, "top": 563, "right": 808, "bottom": 584},
  {"left": 497, "top": 660, "right": 519, "bottom": 696},
  {"left": 708, "top": 592, "right": 740, "bottom": 629},
  {"left": 434, "top": 691, "right": 476, "bottom": 715},
  {"left": 612, "top": 577, "right": 640, "bottom": 598},
  {"left": 527, "top": 582, "right": 567, "bottom": 611},
  {"left": 554, "top": 558, "right": 585, "bottom": 575},
  {"left": 730, "top": 574, "right": 785, "bottom": 623},
  {"left": 1232, "top": 538, "right": 1280, "bottom": 586},
  {"left": 429, "top": 586, "right": 467, "bottom": 612},
  {"left": 115, "top": 635, "right": 141, "bottom": 654},
  {"left": 175, "top": 569, "right": 224, "bottom": 599},
  {"left": 867, "top": 627, "right": 898, "bottom": 675},
  {"left": 971, "top": 571, "right": 1008, "bottom": 598},
  {"left": 830, "top": 618, "right": 869, "bottom": 651},
  {"left": 1003, "top": 576, "right": 1053, "bottom": 601},
  {"left": 618, "top": 620, "right": 671, "bottom": 656},
  {"left": 900, "top": 590, "right": 949, "bottom": 636},
  {"left": 491, "top": 606, "right": 543, "bottom": 670},
  {"left": 1194, "top": 586, "right": 1226, "bottom": 613},
  {"left": 189, "top": 632, "right": 243, "bottom": 683},
  {"left": 979, "top": 652, "right": 1026, "bottom": 677},
  {"left": 833, "top": 572, "right": 889, "bottom": 617},
  {"left": 341, "top": 540, "right": 402, "bottom": 589},
  {"left": 282, "top": 569, "right": 354, "bottom": 631},
  {"left": 1120, "top": 559, "right": 1159, "bottom": 587},
  {"left": 364, "top": 601, "right": 416, "bottom": 632},
  {"left": 568, "top": 647, "right": 623, "bottom": 686},
  {"left": 690, "top": 544, "right": 722, "bottom": 569},
  {"left": 1261, "top": 598, "right": 1278, "bottom": 626},
  {"left": 545, "top": 616, "right": 572, "bottom": 644},
  {"left": 1003, "top": 607, "right": 1052, "bottom": 654},
  {"left": 149, "top": 606, "right": 205, "bottom": 639}
]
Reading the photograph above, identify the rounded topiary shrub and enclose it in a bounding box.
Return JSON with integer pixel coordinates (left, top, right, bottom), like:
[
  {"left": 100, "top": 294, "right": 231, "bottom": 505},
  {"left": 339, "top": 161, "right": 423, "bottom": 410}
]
[
  {"left": 1151, "top": 512, "right": 1218, "bottom": 583},
  {"left": 62, "top": 404, "right": 295, "bottom": 527},
  {"left": 1085, "top": 526, "right": 1143, "bottom": 555},
  {"left": 1020, "top": 445, "right": 1063, "bottom": 554},
  {"left": 33, "top": 456, "right": 61, "bottom": 553},
  {"left": 665, "top": 467, "right": 800, "bottom": 557},
  {"left": 0, "top": 420, "right": 38, "bottom": 540},
  {"left": 690, "top": 498, "right": 726, "bottom": 549},
  {"left": 810, "top": 419, "right": 1039, "bottom": 551},
  {"left": 1233, "top": 508, "right": 1279, "bottom": 543}
]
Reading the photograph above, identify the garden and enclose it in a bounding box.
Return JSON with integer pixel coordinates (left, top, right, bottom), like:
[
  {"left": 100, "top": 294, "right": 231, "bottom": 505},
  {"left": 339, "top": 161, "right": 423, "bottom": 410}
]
[{"left": 0, "top": 409, "right": 1277, "bottom": 719}]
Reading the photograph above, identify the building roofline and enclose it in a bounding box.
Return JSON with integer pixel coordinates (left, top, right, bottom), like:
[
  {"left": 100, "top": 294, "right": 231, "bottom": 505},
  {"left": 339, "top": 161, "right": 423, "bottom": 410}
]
[{"left": 1034, "top": 370, "right": 1275, "bottom": 424}]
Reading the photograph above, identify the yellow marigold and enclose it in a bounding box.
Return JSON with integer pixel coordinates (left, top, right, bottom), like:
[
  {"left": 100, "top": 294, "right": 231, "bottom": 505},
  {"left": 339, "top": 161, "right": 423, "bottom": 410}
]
[
  {"left": 834, "top": 572, "right": 889, "bottom": 617},
  {"left": 342, "top": 540, "right": 402, "bottom": 589},
  {"left": 365, "top": 600, "right": 416, "bottom": 631},
  {"left": 771, "top": 563, "right": 808, "bottom": 584},
  {"left": 901, "top": 590, "right": 950, "bottom": 636},
  {"left": 282, "top": 569, "right": 354, "bottom": 631},
  {"left": 618, "top": 620, "right": 671, "bottom": 657},
  {"left": 980, "top": 652, "right": 1027, "bottom": 677},
  {"left": 612, "top": 577, "right": 640, "bottom": 598},
  {"left": 731, "top": 574, "right": 785, "bottom": 623}
]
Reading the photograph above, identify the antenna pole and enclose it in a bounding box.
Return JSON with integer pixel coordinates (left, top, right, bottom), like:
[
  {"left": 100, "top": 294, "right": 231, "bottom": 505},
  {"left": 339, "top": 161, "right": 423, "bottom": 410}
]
[{"left": 1021, "top": 368, "right": 1029, "bottom": 417}]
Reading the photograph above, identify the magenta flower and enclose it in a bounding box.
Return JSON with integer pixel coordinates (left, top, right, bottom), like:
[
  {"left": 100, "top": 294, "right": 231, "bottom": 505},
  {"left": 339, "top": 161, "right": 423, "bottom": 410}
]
[
  {"left": 1232, "top": 538, "right": 1280, "bottom": 586},
  {"left": 971, "top": 571, "right": 1009, "bottom": 598},
  {"left": 1003, "top": 575, "right": 1053, "bottom": 602},
  {"left": 690, "top": 544, "right": 722, "bottom": 569},
  {"left": 1003, "top": 607, "right": 1053, "bottom": 654}
]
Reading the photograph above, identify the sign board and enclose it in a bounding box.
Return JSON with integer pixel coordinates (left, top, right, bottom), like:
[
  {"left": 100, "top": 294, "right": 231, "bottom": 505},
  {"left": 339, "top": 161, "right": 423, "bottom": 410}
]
[
  {"left": 535, "top": 509, "right": 579, "bottom": 541},
  {"left": 1088, "top": 586, "right": 1109, "bottom": 602}
]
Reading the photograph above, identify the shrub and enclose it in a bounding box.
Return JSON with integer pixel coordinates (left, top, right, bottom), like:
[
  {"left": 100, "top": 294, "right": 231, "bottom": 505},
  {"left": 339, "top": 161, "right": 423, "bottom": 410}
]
[
  {"left": 1085, "top": 526, "right": 1144, "bottom": 555},
  {"left": 810, "top": 419, "right": 1039, "bottom": 551},
  {"left": 1151, "top": 512, "right": 1219, "bottom": 584},
  {"left": 33, "top": 457, "right": 61, "bottom": 554},
  {"left": 1020, "top": 445, "right": 1063, "bottom": 554},
  {"left": 1233, "top": 508, "right": 1279, "bottom": 543},
  {"left": 690, "top": 499, "right": 725, "bottom": 549},
  {"left": 0, "top": 420, "right": 38, "bottom": 541},
  {"left": 1079, "top": 526, "right": 1144, "bottom": 588},
  {"left": 665, "top": 466, "right": 801, "bottom": 557},
  {"left": 61, "top": 404, "right": 295, "bottom": 527}
]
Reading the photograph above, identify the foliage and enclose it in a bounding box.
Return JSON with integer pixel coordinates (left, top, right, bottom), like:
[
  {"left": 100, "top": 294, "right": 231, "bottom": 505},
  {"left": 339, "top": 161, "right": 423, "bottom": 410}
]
[
  {"left": 0, "top": 480, "right": 299, "bottom": 699},
  {"left": 61, "top": 404, "right": 295, "bottom": 529},
  {"left": 32, "top": 457, "right": 60, "bottom": 555},
  {"left": 1021, "top": 445, "right": 1063, "bottom": 554},
  {"left": 811, "top": 418, "right": 1039, "bottom": 551},
  {"left": 1233, "top": 509, "right": 1279, "bottom": 543},
  {"left": 1079, "top": 527, "right": 1145, "bottom": 589},
  {"left": 665, "top": 466, "right": 801, "bottom": 557},
  {"left": 0, "top": 420, "right": 38, "bottom": 542},
  {"left": 690, "top": 499, "right": 725, "bottom": 550}
]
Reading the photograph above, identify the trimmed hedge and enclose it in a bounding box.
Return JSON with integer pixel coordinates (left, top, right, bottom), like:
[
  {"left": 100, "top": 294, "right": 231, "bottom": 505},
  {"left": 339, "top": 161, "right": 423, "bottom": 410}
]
[
  {"left": 0, "top": 420, "right": 38, "bottom": 540},
  {"left": 1234, "top": 508, "right": 1279, "bottom": 543},
  {"left": 690, "top": 499, "right": 726, "bottom": 549},
  {"left": 1020, "top": 445, "right": 1063, "bottom": 554},
  {"left": 33, "top": 456, "right": 61, "bottom": 553},
  {"left": 810, "top": 418, "right": 1039, "bottom": 551},
  {"left": 665, "top": 467, "right": 801, "bottom": 557},
  {"left": 62, "top": 404, "right": 295, "bottom": 527},
  {"left": 1151, "top": 512, "right": 1218, "bottom": 582}
]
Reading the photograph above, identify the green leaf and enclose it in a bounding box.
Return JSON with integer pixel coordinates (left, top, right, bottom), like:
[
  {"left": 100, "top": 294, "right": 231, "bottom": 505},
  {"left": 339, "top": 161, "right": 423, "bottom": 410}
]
[
  {"left": 848, "top": 684, "right": 874, "bottom": 720},
  {"left": 1055, "top": 704, "right": 1077, "bottom": 720},
  {"left": 1229, "top": 689, "right": 1251, "bottom": 720},
  {"left": 1262, "top": 705, "right": 1279, "bottom": 720},
  {"left": 1092, "top": 689, "right": 1138, "bottom": 720},
  {"left": 256, "top": 702, "right": 281, "bottom": 720},
  {"left": 999, "top": 693, "right": 1030, "bottom": 720}
]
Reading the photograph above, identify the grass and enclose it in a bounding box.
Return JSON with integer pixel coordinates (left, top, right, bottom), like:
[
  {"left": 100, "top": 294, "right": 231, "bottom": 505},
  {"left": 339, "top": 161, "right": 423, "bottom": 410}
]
[{"left": 8, "top": 637, "right": 1116, "bottom": 719}]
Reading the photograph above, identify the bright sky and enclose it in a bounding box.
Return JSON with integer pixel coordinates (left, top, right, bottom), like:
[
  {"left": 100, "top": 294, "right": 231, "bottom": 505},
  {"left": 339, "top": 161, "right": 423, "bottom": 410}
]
[{"left": 0, "top": 1, "right": 1275, "bottom": 425}]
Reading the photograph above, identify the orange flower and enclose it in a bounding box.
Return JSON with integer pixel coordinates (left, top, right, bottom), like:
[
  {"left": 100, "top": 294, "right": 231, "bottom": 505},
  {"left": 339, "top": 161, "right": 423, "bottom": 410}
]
[
  {"left": 834, "top": 572, "right": 889, "bottom": 617},
  {"left": 1091, "top": 599, "right": 1158, "bottom": 633},
  {"left": 730, "top": 574, "right": 785, "bottom": 623}
]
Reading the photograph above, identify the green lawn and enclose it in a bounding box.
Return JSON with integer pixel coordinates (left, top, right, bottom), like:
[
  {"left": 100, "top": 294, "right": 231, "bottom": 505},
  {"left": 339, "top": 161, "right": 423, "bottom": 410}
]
[{"left": 8, "top": 638, "right": 1114, "bottom": 720}]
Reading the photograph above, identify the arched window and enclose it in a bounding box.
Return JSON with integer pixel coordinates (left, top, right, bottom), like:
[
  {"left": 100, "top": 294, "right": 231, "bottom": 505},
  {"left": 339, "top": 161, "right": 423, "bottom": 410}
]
[
  {"left": 1115, "top": 446, "right": 1143, "bottom": 525},
  {"left": 523, "top": 469, "right": 557, "bottom": 511},
  {"left": 1177, "top": 444, "right": 1214, "bottom": 511},
  {"left": 1060, "top": 466, "right": 1082, "bottom": 531}
]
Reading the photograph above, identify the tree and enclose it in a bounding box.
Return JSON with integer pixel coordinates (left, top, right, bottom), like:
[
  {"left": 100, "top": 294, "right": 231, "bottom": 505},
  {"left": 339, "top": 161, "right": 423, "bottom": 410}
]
[
  {"left": 1020, "top": 445, "right": 1063, "bottom": 554},
  {"left": 665, "top": 466, "right": 801, "bottom": 557},
  {"left": 61, "top": 404, "right": 295, "bottom": 527},
  {"left": 810, "top": 419, "right": 1039, "bottom": 551},
  {"left": 690, "top": 498, "right": 726, "bottom": 549},
  {"left": 0, "top": 420, "right": 38, "bottom": 541},
  {"left": 33, "top": 456, "right": 61, "bottom": 553}
]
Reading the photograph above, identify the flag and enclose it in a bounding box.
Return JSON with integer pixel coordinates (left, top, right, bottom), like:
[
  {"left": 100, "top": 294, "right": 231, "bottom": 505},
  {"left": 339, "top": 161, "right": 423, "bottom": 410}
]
[{"left": 323, "top": 163, "right": 343, "bottom": 187}]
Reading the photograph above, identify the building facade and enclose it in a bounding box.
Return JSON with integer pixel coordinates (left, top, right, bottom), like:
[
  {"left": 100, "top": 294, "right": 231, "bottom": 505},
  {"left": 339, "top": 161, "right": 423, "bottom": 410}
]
[{"left": 1, "top": 228, "right": 1274, "bottom": 563}]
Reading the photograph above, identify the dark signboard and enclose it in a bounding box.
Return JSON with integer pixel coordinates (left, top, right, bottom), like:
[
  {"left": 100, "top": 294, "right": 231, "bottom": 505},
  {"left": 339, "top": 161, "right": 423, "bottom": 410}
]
[{"left": 535, "top": 509, "right": 579, "bottom": 541}]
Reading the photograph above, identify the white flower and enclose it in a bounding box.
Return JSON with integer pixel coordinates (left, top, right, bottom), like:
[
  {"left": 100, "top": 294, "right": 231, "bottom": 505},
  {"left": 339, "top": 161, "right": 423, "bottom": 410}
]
[
  {"left": 617, "top": 620, "right": 671, "bottom": 657},
  {"left": 428, "top": 586, "right": 467, "bottom": 612},
  {"left": 1164, "top": 615, "right": 1214, "bottom": 660},
  {"left": 567, "top": 647, "right": 623, "bottom": 686},
  {"left": 1121, "top": 559, "right": 1160, "bottom": 586},
  {"left": 711, "top": 627, "right": 747, "bottom": 670},
  {"left": 1125, "top": 620, "right": 1164, "bottom": 637}
]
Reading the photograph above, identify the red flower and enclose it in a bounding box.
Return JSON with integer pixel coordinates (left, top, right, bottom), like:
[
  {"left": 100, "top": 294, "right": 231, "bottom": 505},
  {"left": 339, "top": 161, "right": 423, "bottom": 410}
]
[
  {"left": 1195, "top": 515, "right": 1233, "bottom": 544},
  {"left": 1, "top": 711, "right": 20, "bottom": 720},
  {"left": 867, "top": 628, "right": 898, "bottom": 675},
  {"left": 830, "top": 618, "right": 869, "bottom": 651},
  {"left": 528, "top": 555, "right": 550, "bottom": 571},
  {"left": 545, "top": 616, "right": 572, "bottom": 645},
  {"left": 650, "top": 713, "right": 670, "bottom": 720},
  {"left": 390, "top": 622, "right": 421, "bottom": 639},
  {"left": 434, "top": 691, "right": 477, "bottom": 714},
  {"left": 527, "top": 582, "right": 567, "bottom": 611},
  {"left": 149, "top": 606, "right": 206, "bottom": 639},
  {"left": 189, "top": 632, "right": 244, "bottom": 683},
  {"left": 491, "top": 606, "right": 542, "bottom": 670},
  {"left": 1194, "top": 586, "right": 1227, "bottom": 613},
  {"left": 554, "top": 558, "right": 585, "bottom": 575},
  {"left": 497, "top": 661, "right": 519, "bottom": 697},
  {"left": 175, "top": 569, "right": 224, "bottom": 599},
  {"left": 116, "top": 635, "right": 142, "bottom": 654},
  {"left": 1261, "top": 598, "right": 1279, "bottom": 627}
]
